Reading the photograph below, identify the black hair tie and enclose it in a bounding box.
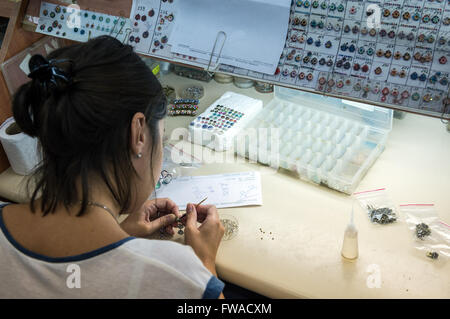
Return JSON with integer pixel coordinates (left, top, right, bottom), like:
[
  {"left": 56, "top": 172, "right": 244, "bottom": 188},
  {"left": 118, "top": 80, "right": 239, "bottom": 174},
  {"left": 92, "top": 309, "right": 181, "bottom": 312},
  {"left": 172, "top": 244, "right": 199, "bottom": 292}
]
[{"left": 27, "top": 54, "right": 73, "bottom": 93}]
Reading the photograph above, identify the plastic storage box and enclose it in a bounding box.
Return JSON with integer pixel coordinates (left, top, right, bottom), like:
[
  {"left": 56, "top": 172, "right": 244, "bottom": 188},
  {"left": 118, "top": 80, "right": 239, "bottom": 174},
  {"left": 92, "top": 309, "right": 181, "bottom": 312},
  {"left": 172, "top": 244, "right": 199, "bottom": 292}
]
[{"left": 236, "top": 86, "right": 393, "bottom": 194}]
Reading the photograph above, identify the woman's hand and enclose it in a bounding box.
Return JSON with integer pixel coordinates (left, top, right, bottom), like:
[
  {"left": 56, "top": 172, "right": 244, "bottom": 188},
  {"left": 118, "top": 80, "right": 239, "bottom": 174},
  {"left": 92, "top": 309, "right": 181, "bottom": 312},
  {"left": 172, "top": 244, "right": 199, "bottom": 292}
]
[
  {"left": 183, "top": 203, "right": 225, "bottom": 275},
  {"left": 120, "top": 198, "right": 181, "bottom": 238}
]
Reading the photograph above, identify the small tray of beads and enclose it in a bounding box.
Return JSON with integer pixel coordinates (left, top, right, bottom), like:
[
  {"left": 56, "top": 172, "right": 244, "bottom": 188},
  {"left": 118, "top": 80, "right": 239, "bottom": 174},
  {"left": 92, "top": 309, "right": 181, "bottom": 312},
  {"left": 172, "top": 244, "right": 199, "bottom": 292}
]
[
  {"left": 236, "top": 87, "right": 393, "bottom": 194},
  {"left": 168, "top": 99, "right": 199, "bottom": 116},
  {"left": 189, "top": 92, "right": 263, "bottom": 151}
]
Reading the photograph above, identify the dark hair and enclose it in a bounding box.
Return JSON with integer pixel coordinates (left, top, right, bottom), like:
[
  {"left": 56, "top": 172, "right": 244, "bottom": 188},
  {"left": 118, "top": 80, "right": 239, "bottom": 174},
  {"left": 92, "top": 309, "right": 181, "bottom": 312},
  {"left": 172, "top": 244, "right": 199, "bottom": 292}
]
[{"left": 12, "top": 36, "right": 167, "bottom": 216}]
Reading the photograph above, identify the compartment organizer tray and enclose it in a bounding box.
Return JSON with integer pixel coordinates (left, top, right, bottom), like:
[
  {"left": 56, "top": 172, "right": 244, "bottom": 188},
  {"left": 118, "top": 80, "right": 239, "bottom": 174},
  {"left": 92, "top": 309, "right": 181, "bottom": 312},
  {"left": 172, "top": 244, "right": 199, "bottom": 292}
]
[{"left": 236, "top": 87, "right": 393, "bottom": 194}]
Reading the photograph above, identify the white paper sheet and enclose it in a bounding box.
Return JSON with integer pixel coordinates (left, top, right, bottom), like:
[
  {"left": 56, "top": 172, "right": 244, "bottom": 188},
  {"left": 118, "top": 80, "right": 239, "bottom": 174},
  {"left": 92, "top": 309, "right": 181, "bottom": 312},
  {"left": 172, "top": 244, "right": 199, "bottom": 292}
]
[
  {"left": 151, "top": 171, "right": 262, "bottom": 210},
  {"left": 168, "top": 0, "right": 291, "bottom": 75}
]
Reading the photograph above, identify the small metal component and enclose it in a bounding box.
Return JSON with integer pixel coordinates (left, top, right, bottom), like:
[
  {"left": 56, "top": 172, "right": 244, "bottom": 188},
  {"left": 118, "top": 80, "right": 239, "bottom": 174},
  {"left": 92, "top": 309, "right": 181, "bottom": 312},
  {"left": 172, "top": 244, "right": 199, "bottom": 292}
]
[{"left": 426, "top": 252, "right": 439, "bottom": 259}]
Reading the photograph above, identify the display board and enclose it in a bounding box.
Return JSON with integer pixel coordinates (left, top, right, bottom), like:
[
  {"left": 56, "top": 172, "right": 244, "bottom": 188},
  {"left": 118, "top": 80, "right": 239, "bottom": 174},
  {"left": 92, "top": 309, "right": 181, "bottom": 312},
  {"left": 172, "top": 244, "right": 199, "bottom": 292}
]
[{"left": 35, "top": 0, "right": 450, "bottom": 118}]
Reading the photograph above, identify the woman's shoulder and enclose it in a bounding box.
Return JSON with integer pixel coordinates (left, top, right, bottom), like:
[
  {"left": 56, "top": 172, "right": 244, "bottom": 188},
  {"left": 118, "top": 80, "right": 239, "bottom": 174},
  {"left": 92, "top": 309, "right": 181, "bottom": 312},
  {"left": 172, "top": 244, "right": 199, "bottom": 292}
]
[
  {"left": 119, "top": 238, "right": 203, "bottom": 270},
  {"left": 119, "top": 238, "right": 219, "bottom": 295}
]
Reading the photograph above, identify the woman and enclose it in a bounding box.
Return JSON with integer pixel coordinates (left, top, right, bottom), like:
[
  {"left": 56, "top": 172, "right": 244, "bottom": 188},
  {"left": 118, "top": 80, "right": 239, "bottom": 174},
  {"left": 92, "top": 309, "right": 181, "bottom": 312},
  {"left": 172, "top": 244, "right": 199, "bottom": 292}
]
[{"left": 0, "top": 36, "right": 225, "bottom": 298}]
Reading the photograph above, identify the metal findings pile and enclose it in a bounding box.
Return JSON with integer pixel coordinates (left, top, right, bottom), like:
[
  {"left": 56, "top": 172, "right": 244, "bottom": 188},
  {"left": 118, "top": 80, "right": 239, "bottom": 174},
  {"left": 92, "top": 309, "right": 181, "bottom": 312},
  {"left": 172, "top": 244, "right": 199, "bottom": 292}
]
[
  {"left": 367, "top": 205, "right": 397, "bottom": 224},
  {"left": 220, "top": 218, "right": 239, "bottom": 241},
  {"left": 168, "top": 99, "right": 199, "bottom": 116},
  {"left": 415, "top": 223, "right": 431, "bottom": 240},
  {"left": 180, "top": 85, "right": 204, "bottom": 100},
  {"left": 163, "top": 85, "right": 176, "bottom": 102}
]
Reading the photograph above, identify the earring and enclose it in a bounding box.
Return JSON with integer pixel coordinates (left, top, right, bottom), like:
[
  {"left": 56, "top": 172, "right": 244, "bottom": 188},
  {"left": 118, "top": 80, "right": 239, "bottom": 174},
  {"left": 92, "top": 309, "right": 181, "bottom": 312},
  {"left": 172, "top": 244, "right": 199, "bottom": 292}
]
[{"left": 137, "top": 153, "right": 142, "bottom": 158}]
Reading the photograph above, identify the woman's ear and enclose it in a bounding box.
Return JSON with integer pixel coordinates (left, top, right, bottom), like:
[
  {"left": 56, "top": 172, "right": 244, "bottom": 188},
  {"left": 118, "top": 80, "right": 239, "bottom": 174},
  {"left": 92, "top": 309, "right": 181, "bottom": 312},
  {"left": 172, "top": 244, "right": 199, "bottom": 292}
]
[{"left": 130, "top": 112, "right": 146, "bottom": 157}]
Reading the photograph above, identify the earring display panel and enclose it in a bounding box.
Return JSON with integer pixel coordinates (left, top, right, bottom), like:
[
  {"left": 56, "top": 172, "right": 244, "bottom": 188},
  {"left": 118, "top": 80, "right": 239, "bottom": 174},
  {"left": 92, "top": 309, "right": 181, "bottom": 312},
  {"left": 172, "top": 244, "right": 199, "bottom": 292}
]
[
  {"left": 36, "top": 2, "right": 132, "bottom": 43},
  {"left": 128, "top": 0, "right": 212, "bottom": 67},
  {"left": 217, "top": 0, "right": 450, "bottom": 118},
  {"left": 36, "top": 1, "right": 450, "bottom": 118},
  {"left": 129, "top": 0, "right": 450, "bottom": 118}
]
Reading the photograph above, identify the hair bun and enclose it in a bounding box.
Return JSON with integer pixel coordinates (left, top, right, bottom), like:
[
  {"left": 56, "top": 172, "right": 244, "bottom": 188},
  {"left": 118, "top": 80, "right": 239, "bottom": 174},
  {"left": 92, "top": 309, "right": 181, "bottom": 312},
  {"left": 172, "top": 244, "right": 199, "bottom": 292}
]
[{"left": 28, "top": 54, "right": 73, "bottom": 92}]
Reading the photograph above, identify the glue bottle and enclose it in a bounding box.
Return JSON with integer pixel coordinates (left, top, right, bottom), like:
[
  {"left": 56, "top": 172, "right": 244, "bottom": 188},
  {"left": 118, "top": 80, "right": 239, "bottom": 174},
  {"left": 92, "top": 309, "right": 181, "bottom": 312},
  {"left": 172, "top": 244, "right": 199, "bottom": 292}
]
[{"left": 341, "top": 203, "right": 358, "bottom": 260}]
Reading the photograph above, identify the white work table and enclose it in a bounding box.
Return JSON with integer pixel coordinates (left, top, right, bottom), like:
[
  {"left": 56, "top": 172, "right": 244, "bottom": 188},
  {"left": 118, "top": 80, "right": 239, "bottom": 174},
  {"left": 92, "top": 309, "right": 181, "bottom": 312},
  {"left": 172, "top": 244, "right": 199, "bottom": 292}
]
[{"left": 0, "top": 73, "right": 449, "bottom": 298}]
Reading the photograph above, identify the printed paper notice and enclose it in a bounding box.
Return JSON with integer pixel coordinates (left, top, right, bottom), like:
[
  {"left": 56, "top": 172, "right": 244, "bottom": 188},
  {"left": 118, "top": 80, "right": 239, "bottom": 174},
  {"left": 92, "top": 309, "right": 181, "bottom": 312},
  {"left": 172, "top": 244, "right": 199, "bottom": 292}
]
[{"left": 151, "top": 171, "right": 263, "bottom": 210}]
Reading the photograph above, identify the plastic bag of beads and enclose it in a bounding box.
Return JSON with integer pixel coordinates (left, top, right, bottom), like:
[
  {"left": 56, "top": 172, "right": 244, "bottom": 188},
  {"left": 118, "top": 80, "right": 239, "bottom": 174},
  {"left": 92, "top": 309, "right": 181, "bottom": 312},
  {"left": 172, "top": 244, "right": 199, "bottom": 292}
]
[
  {"left": 353, "top": 188, "right": 398, "bottom": 225},
  {"left": 399, "top": 204, "right": 450, "bottom": 261}
]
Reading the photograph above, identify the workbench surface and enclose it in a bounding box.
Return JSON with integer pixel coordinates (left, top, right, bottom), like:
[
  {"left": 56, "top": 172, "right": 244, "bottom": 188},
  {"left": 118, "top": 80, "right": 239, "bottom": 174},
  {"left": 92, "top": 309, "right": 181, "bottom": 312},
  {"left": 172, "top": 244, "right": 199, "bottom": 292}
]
[{"left": 0, "top": 72, "right": 449, "bottom": 298}]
